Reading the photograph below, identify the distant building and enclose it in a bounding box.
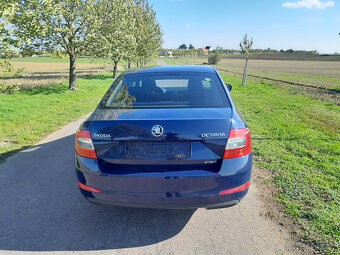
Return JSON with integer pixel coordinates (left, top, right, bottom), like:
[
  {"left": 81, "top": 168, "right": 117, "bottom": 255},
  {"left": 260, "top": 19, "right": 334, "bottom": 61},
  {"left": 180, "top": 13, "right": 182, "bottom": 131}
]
[
  {"left": 160, "top": 50, "right": 173, "bottom": 57},
  {"left": 200, "top": 48, "right": 209, "bottom": 54}
]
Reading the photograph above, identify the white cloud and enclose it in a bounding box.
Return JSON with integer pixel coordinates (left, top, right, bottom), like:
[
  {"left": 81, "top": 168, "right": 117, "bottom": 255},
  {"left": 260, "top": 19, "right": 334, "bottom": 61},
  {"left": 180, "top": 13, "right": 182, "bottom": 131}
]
[
  {"left": 185, "top": 23, "right": 190, "bottom": 29},
  {"left": 282, "top": 0, "right": 334, "bottom": 9}
]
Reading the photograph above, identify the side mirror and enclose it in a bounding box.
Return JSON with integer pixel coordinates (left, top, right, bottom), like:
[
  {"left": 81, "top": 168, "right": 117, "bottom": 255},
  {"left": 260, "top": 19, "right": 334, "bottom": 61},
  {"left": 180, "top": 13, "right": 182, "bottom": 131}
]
[{"left": 226, "top": 84, "right": 232, "bottom": 91}]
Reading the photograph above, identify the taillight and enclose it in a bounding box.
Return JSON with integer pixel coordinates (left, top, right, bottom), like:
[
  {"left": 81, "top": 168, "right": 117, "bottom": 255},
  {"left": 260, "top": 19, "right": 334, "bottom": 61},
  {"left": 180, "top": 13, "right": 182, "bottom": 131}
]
[
  {"left": 223, "top": 128, "right": 252, "bottom": 159},
  {"left": 75, "top": 129, "right": 97, "bottom": 159}
]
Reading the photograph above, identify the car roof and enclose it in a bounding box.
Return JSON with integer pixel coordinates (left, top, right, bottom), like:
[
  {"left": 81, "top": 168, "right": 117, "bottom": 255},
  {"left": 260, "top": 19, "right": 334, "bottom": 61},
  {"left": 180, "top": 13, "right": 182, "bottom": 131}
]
[{"left": 120, "top": 65, "right": 216, "bottom": 76}]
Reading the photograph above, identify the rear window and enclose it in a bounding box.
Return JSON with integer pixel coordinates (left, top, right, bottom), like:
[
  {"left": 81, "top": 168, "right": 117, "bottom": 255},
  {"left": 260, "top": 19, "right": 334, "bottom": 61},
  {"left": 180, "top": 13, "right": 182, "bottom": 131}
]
[{"left": 99, "top": 72, "right": 229, "bottom": 109}]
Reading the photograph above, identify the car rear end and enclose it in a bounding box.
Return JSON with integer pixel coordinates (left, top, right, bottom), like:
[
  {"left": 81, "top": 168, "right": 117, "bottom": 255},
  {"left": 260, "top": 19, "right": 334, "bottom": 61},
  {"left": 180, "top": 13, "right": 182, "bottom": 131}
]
[{"left": 74, "top": 66, "right": 252, "bottom": 209}]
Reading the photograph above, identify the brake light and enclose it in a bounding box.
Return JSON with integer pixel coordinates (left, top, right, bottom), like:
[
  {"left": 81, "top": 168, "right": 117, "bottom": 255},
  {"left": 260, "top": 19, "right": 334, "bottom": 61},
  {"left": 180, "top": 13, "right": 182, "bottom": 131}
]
[
  {"left": 223, "top": 128, "right": 252, "bottom": 159},
  {"left": 75, "top": 129, "right": 97, "bottom": 159}
]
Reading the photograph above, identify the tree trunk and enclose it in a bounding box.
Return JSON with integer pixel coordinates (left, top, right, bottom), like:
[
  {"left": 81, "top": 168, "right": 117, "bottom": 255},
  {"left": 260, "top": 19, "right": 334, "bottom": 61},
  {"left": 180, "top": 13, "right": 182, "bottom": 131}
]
[
  {"left": 113, "top": 60, "right": 118, "bottom": 78},
  {"left": 68, "top": 53, "right": 76, "bottom": 90},
  {"left": 242, "top": 58, "right": 248, "bottom": 86},
  {"left": 140, "top": 59, "right": 142, "bottom": 67},
  {"left": 136, "top": 61, "right": 139, "bottom": 67},
  {"left": 128, "top": 61, "right": 131, "bottom": 68}
]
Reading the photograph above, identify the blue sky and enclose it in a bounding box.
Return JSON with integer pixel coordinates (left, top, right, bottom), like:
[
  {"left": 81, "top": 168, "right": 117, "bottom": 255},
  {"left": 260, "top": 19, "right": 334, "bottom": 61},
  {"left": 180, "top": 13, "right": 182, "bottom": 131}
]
[{"left": 149, "top": 0, "right": 340, "bottom": 53}]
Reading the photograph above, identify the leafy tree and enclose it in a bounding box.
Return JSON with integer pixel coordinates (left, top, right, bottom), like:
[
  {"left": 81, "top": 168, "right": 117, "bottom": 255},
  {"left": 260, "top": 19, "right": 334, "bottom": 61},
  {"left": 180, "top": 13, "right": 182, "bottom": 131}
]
[
  {"left": 2, "top": 0, "right": 99, "bottom": 90},
  {"left": 239, "top": 34, "right": 253, "bottom": 86},
  {"left": 134, "top": 0, "right": 162, "bottom": 67},
  {"left": 188, "top": 44, "right": 195, "bottom": 49},
  {"left": 91, "top": 0, "right": 137, "bottom": 78},
  {"left": 178, "top": 44, "right": 187, "bottom": 50},
  {"left": 0, "top": 1, "right": 23, "bottom": 93}
]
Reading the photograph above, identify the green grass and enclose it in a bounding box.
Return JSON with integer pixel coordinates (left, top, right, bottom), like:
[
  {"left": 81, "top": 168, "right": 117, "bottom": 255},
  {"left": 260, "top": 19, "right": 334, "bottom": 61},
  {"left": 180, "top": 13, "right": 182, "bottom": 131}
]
[
  {"left": 162, "top": 58, "right": 177, "bottom": 65},
  {"left": 220, "top": 74, "right": 340, "bottom": 254},
  {"left": 0, "top": 73, "right": 114, "bottom": 160}
]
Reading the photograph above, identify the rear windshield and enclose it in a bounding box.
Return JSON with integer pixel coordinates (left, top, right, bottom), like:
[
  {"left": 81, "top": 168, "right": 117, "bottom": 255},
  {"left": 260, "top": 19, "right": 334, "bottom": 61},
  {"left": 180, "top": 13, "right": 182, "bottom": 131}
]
[{"left": 99, "top": 72, "right": 229, "bottom": 109}]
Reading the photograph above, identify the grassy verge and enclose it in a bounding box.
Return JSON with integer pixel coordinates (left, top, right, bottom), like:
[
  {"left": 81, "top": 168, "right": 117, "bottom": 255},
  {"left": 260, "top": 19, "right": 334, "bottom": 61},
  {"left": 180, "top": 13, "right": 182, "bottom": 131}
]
[
  {"left": 220, "top": 74, "right": 339, "bottom": 254},
  {"left": 162, "top": 58, "right": 177, "bottom": 65},
  {"left": 0, "top": 73, "right": 114, "bottom": 161}
]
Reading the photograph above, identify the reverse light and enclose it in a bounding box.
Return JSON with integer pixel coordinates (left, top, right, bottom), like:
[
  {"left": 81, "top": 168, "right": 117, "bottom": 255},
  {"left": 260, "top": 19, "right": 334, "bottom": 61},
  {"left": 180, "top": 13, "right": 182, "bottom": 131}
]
[
  {"left": 77, "top": 181, "right": 101, "bottom": 193},
  {"left": 223, "top": 128, "right": 252, "bottom": 159},
  {"left": 75, "top": 129, "right": 97, "bottom": 159},
  {"left": 219, "top": 181, "right": 250, "bottom": 195}
]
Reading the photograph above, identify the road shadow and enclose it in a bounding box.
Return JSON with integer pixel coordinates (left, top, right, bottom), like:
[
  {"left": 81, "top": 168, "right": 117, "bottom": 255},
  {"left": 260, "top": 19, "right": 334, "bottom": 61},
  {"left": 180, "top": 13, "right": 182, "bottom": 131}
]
[
  {"left": 0, "top": 134, "right": 194, "bottom": 251},
  {"left": 20, "top": 83, "right": 68, "bottom": 95},
  {"left": 82, "top": 73, "right": 113, "bottom": 80}
]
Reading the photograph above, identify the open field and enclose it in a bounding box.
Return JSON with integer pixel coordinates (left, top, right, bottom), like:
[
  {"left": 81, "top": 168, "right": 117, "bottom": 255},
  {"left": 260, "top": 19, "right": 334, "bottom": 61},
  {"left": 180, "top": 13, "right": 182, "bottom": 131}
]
[
  {"left": 222, "top": 54, "right": 340, "bottom": 61},
  {"left": 5, "top": 57, "right": 124, "bottom": 88},
  {"left": 11, "top": 62, "right": 109, "bottom": 72},
  {"left": 165, "top": 57, "right": 340, "bottom": 104},
  {"left": 6, "top": 57, "right": 155, "bottom": 89},
  {"left": 217, "top": 58, "right": 340, "bottom": 90},
  {"left": 11, "top": 56, "right": 112, "bottom": 64}
]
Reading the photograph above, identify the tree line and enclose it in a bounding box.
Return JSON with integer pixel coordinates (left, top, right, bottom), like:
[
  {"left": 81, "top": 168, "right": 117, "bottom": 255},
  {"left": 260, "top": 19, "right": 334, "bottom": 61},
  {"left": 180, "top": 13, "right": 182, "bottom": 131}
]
[
  {"left": 0, "top": 0, "right": 162, "bottom": 90},
  {"left": 162, "top": 47, "right": 319, "bottom": 58}
]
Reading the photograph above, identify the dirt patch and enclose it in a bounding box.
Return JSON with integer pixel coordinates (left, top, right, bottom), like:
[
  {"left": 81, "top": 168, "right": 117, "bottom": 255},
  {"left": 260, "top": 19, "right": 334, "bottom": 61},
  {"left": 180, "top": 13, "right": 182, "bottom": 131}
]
[
  {"left": 11, "top": 62, "right": 109, "bottom": 72},
  {"left": 0, "top": 141, "right": 16, "bottom": 147},
  {"left": 1, "top": 61, "right": 114, "bottom": 88},
  {"left": 1, "top": 61, "right": 133, "bottom": 89},
  {"left": 5, "top": 68, "right": 111, "bottom": 89},
  {"left": 251, "top": 161, "right": 317, "bottom": 254}
]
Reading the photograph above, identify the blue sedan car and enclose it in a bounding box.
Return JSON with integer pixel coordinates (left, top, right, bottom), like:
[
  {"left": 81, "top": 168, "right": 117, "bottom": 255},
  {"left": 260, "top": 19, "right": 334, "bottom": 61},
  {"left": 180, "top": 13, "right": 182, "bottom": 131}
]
[{"left": 74, "top": 65, "right": 252, "bottom": 209}]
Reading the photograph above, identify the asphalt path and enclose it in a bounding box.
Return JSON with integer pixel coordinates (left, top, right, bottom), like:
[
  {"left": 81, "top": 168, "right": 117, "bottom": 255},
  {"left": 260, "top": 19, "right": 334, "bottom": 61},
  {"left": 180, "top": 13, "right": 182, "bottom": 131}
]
[
  {"left": 156, "top": 59, "right": 166, "bottom": 65},
  {"left": 0, "top": 115, "right": 312, "bottom": 255}
]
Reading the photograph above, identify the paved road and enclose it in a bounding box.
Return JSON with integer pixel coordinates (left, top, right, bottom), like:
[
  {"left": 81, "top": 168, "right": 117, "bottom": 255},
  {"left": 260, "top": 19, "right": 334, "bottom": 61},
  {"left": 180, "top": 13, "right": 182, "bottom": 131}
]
[
  {"left": 156, "top": 59, "right": 166, "bottom": 66},
  {"left": 0, "top": 116, "right": 309, "bottom": 255}
]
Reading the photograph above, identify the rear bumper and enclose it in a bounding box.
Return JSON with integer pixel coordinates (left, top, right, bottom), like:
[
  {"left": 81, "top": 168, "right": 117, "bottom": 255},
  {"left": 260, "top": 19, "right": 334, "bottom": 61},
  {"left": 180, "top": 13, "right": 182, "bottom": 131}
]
[
  {"left": 86, "top": 197, "right": 242, "bottom": 209},
  {"left": 75, "top": 153, "right": 252, "bottom": 209}
]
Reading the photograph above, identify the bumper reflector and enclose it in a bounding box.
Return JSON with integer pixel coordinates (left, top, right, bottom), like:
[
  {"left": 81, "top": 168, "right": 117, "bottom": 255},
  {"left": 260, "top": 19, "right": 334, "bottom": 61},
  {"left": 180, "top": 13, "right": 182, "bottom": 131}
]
[
  {"left": 219, "top": 181, "right": 250, "bottom": 195},
  {"left": 77, "top": 181, "right": 101, "bottom": 193}
]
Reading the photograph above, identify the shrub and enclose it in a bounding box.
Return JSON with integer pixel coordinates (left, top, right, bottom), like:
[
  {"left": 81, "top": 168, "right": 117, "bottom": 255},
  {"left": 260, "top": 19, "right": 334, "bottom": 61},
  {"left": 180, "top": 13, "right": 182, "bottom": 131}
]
[
  {"left": 0, "top": 83, "right": 19, "bottom": 94},
  {"left": 208, "top": 53, "right": 221, "bottom": 65}
]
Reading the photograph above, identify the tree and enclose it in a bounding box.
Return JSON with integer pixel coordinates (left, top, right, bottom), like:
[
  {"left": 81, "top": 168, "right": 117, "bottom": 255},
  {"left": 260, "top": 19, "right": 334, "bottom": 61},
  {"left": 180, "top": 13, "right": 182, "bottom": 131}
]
[
  {"left": 0, "top": 1, "right": 23, "bottom": 93},
  {"left": 134, "top": 0, "right": 162, "bottom": 67},
  {"left": 3, "top": 0, "right": 99, "bottom": 90},
  {"left": 215, "top": 46, "right": 223, "bottom": 54},
  {"left": 239, "top": 34, "right": 253, "bottom": 86},
  {"left": 91, "top": 0, "right": 137, "bottom": 78},
  {"left": 178, "top": 44, "right": 187, "bottom": 50},
  {"left": 208, "top": 52, "right": 221, "bottom": 65},
  {"left": 188, "top": 44, "right": 195, "bottom": 49}
]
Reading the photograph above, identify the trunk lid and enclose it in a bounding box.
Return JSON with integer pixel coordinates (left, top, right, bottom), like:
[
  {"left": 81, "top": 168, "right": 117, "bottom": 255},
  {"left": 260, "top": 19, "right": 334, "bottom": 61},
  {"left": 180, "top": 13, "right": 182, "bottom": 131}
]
[{"left": 89, "top": 108, "right": 231, "bottom": 173}]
